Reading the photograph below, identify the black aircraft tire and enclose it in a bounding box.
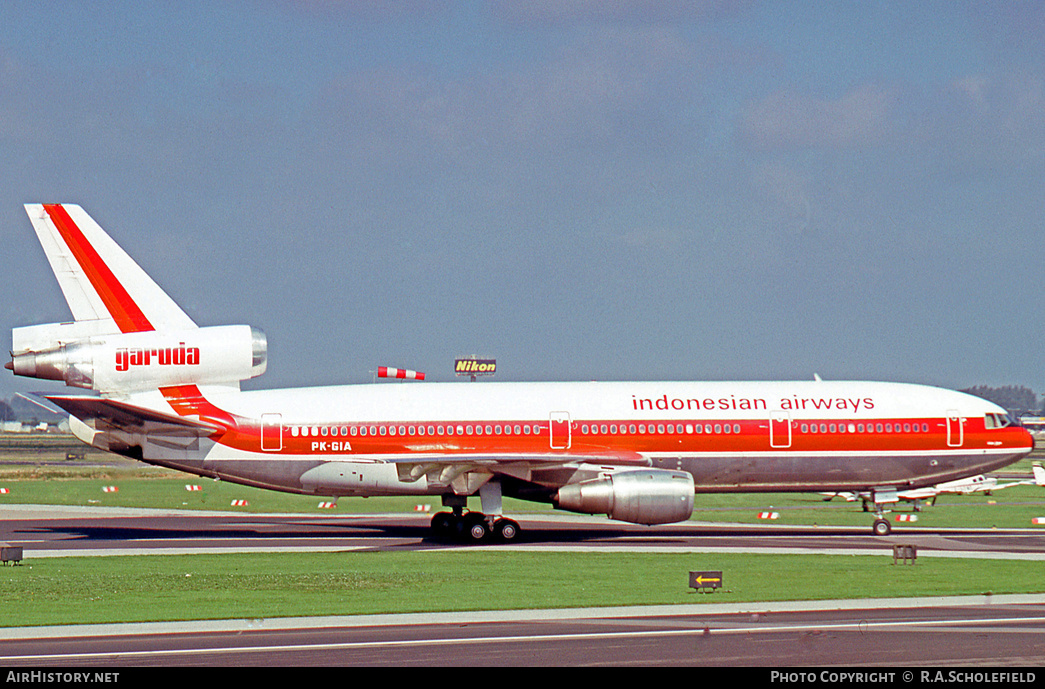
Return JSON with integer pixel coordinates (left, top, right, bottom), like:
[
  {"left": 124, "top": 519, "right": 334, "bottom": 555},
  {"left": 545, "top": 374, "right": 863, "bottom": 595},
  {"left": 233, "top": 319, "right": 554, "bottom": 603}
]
[
  {"left": 431, "top": 512, "right": 455, "bottom": 540},
  {"left": 495, "top": 519, "right": 520, "bottom": 541},
  {"left": 465, "top": 513, "right": 489, "bottom": 541}
]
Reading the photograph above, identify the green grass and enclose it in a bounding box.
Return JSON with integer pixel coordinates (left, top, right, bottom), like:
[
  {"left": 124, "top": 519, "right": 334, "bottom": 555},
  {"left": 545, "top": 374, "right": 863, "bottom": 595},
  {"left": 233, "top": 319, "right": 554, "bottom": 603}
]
[
  {"left": 0, "top": 551, "right": 1042, "bottom": 628},
  {"left": 689, "top": 487, "right": 1045, "bottom": 530},
  {"left": 1, "top": 436, "right": 1044, "bottom": 628},
  {"left": 0, "top": 472, "right": 544, "bottom": 515},
  {"left": 3, "top": 472, "right": 1044, "bottom": 530},
  {"left": 1, "top": 435, "right": 1042, "bottom": 526}
]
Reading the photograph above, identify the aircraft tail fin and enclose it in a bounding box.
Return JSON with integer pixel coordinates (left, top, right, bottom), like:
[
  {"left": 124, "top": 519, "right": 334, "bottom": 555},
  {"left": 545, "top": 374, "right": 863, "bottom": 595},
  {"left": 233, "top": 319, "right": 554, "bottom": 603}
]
[
  {"left": 22, "top": 204, "right": 196, "bottom": 334},
  {"left": 9, "top": 205, "right": 266, "bottom": 395},
  {"left": 1033, "top": 462, "right": 1045, "bottom": 487}
]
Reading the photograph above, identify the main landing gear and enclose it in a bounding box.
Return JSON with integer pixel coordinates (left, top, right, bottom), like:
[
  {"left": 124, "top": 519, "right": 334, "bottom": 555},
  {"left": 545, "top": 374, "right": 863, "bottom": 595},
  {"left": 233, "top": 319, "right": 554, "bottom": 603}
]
[
  {"left": 430, "top": 510, "right": 520, "bottom": 542},
  {"left": 430, "top": 481, "right": 520, "bottom": 543}
]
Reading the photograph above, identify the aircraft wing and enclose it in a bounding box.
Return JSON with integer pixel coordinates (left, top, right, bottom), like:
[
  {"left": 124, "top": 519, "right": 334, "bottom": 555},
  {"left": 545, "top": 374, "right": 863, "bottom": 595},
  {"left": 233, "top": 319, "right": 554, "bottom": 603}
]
[
  {"left": 934, "top": 467, "right": 1045, "bottom": 494},
  {"left": 854, "top": 465, "right": 1045, "bottom": 509},
  {"left": 987, "top": 465, "right": 1045, "bottom": 490},
  {"left": 820, "top": 491, "right": 862, "bottom": 502},
  {"left": 387, "top": 449, "right": 647, "bottom": 466},
  {"left": 387, "top": 449, "right": 649, "bottom": 495},
  {"left": 897, "top": 486, "right": 942, "bottom": 500}
]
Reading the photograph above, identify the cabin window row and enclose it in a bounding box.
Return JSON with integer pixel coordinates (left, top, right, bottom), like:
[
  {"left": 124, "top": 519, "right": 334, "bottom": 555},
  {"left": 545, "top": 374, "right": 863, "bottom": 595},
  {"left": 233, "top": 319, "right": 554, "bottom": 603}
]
[
  {"left": 580, "top": 423, "right": 742, "bottom": 435},
  {"left": 289, "top": 421, "right": 749, "bottom": 438},
  {"left": 800, "top": 422, "right": 930, "bottom": 434},
  {"left": 290, "top": 424, "right": 545, "bottom": 438},
  {"left": 288, "top": 420, "right": 932, "bottom": 439}
]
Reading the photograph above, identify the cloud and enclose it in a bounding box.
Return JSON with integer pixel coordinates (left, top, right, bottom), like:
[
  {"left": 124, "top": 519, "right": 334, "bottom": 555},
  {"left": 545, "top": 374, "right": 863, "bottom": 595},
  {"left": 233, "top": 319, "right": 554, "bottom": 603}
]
[
  {"left": 739, "top": 82, "right": 897, "bottom": 151},
  {"left": 492, "top": 0, "right": 746, "bottom": 25},
  {"left": 618, "top": 225, "right": 680, "bottom": 250},
  {"left": 749, "top": 162, "right": 814, "bottom": 235},
  {"left": 276, "top": 0, "right": 451, "bottom": 21},
  {"left": 917, "top": 72, "right": 1045, "bottom": 172},
  {"left": 313, "top": 24, "right": 700, "bottom": 166}
]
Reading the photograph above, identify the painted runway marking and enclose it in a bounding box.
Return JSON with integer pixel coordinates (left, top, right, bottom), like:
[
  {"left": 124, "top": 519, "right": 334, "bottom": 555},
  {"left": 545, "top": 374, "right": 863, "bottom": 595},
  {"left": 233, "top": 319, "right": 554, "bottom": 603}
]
[{"left": 5, "top": 614, "right": 1045, "bottom": 663}]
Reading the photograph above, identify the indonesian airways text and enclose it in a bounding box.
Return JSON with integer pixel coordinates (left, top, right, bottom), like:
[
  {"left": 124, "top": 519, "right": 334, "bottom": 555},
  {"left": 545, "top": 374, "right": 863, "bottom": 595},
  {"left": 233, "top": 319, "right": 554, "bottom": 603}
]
[{"left": 632, "top": 394, "right": 876, "bottom": 413}]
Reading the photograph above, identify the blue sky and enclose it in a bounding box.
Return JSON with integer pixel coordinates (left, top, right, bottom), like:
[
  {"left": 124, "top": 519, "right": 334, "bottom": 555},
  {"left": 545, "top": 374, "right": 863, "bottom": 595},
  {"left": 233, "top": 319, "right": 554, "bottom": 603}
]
[{"left": 1, "top": 1, "right": 1043, "bottom": 397}]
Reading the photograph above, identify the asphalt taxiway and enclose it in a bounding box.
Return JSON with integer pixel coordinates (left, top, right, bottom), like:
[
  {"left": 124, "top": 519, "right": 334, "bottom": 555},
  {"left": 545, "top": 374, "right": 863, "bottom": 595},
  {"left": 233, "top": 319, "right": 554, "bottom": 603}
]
[
  {"left": 3, "top": 506, "right": 1045, "bottom": 666},
  {"left": 3, "top": 505, "right": 1045, "bottom": 559},
  {"left": 2, "top": 595, "right": 1045, "bottom": 666}
]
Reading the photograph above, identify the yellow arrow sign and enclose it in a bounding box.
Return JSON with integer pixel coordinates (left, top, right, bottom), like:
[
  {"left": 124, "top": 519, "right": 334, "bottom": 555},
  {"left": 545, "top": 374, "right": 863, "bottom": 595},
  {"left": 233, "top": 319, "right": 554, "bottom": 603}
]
[{"left": 689, "top": 571, "right": 724, "bottom": 589}]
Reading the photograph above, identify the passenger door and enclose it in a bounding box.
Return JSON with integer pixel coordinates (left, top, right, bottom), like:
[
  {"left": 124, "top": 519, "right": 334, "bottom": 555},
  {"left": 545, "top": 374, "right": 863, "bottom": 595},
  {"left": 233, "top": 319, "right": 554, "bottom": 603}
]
[
  {"left": 946, "top": 410, "right": 963, "bottom": 447},
  {"left": 549, "top": 412, "right": 571, "bottom": 450},
  {"left": 261, "top": 413, "right": 283, "bottom": 451},
  {"left": 770, "top": 411, "right": 792, "bottom": 448}
]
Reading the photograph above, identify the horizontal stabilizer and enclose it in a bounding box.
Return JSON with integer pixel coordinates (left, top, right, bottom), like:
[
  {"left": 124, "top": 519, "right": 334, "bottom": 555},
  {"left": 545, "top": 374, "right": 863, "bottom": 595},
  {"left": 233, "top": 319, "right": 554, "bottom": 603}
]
[
  {"left": 45, "top": 395, "right": 222, "bottom": 435},
  {"left": 14, "top": 392, "right": 67, "bottom": 416}
]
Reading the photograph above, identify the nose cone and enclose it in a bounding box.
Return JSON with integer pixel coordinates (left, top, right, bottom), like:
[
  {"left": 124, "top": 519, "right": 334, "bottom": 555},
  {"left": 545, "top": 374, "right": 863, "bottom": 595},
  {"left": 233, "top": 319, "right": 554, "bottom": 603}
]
[
  {"left": 1012, "top": 424, "right": 1036, "bottom": 454},
  {"left": 4, "top": 360, "right": 11, "bottom": 371}
]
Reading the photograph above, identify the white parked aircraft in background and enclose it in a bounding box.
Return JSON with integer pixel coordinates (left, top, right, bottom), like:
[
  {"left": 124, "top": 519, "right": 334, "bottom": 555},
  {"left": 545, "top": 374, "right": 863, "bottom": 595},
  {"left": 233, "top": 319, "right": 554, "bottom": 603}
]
[
  {"left": 823, "top": 462, "right": 1045, "bottom": 511},
  {"left": 7, "top": 204, "right": 1035, "bottom": 539}
]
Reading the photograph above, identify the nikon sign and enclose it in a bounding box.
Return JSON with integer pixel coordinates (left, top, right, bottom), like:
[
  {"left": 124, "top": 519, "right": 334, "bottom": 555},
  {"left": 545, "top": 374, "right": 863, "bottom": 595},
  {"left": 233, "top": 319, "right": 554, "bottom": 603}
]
[{"left": 455, "top": 358, "right": 497, "bottom": 377}]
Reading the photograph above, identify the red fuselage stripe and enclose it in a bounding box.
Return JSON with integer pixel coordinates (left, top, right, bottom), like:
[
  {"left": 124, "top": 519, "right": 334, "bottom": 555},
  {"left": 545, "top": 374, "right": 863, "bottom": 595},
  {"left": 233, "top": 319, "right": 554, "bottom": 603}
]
[
  {"left": 159, "top": 384, "right": 237, "bottom": 432},
  {"left": 42, "top": 204, "right": 154, "bottom": 333},
  {"left": 213, "top": 415, "right": 1033, "bottom": 456}
]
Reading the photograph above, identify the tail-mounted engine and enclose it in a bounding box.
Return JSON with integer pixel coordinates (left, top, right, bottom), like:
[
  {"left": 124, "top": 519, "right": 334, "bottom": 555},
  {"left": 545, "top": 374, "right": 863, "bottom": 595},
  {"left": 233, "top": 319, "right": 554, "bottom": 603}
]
[
  {"left": 7, "top": 323, "right": 267, "bottom": 393},
  {"left": 555, "top": 469, "right": 695, "bottom": 525}
]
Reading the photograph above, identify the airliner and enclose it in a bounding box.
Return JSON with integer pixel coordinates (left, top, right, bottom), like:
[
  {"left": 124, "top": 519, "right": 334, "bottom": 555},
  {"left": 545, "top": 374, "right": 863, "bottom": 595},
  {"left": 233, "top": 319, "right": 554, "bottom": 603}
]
[
  {"left": 823, "top": 462, "right": 1045, "bottom": 511},
  {"left": 7, "top": 204, "right": 1035, "bottom": 539}
]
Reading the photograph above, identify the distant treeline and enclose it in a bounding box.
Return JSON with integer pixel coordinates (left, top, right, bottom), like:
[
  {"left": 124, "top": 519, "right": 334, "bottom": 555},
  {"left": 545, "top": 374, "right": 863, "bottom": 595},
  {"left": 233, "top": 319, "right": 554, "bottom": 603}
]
[
  {"left": 961, "top": 385, "right": 1040, "bottom": 414},
  {"left": 1, "top": 396, "right": 64, "bottom": 425}
]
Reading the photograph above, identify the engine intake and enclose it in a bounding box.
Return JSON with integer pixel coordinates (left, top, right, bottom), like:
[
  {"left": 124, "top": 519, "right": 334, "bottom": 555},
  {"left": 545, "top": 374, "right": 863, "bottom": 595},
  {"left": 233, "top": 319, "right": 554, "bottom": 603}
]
[{"left": 556, "top": 469, "right": 694, "bottom": 525}]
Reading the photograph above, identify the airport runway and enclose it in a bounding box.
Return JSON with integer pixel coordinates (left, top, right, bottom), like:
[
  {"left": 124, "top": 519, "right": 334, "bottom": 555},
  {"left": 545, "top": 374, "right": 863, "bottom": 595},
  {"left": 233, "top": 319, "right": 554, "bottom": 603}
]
[
  {"left": 2, "top": 596, "right": 1045, "bottom": 667},
  {"left": 3, "top": 505, "right": 1045, "bottom": 559},
  {"left": 3, "top": 506, "right": 1045, "bottom": 667}
]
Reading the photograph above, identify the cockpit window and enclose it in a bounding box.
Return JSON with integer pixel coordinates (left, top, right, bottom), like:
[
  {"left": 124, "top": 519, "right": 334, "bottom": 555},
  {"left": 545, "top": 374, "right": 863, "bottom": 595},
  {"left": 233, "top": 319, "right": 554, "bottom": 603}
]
[{"left": 984, "top": 413, "right": 1011, "bottom": 429}]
